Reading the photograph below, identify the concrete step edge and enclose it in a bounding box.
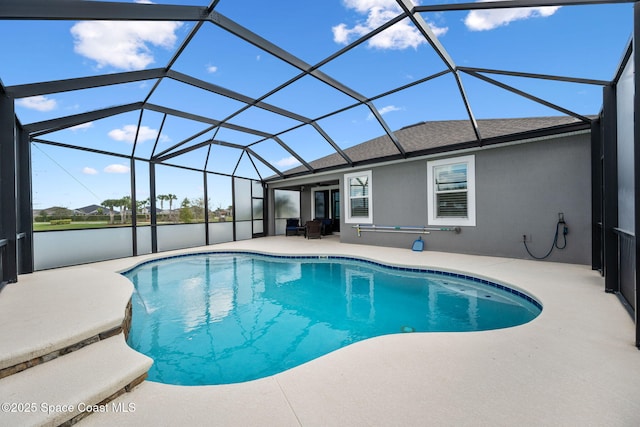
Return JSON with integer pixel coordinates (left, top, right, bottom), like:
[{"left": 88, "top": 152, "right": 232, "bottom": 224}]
[{"left": 0, "top": 334, "right": 153, "bottom": 427}]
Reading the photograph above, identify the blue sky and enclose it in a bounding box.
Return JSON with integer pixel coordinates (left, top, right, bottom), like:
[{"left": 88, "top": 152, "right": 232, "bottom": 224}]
[{"left": 0, "top": 0, "right": 633, "bottom": 210}]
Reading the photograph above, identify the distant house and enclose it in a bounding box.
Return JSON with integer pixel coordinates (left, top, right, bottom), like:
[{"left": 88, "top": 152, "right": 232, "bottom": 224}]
[
  {"left": 73, "top": 204, "right": 117, "bottom": 215},
  {"left": 211, "top": 208, "right": 230, "bottom": 220}
]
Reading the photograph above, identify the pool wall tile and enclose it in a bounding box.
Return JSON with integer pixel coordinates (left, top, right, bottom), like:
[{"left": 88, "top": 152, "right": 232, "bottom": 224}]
[{"left": 121, "top": 250, "right": 542, "bottom": 311}]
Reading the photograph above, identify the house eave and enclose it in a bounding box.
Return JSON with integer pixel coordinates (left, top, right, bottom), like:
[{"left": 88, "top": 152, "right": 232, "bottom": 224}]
[{"left": 265, "top": 121, "right": 592, "bottom": 185}]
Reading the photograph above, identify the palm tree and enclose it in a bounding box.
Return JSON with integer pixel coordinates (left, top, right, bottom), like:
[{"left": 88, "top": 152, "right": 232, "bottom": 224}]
[
  {"left": 157, "top": 194, "right": 168, "bottom": 211},
  {"left": 120, "top": 196, "right": 131, "bottom": 224},
  {"left": 167, "top": 194, "right": 177, "bottom": 221},
  {"left": 156, "top": 194, "right": 168, "bottom": 222},
  {"left": 137, "top": 198, "right": 150, "bottom": 222},
  {"left": 102, "top": 199, "right": 118, "bottom": 225}
]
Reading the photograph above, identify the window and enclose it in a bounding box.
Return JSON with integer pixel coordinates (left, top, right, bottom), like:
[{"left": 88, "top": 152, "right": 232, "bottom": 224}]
[
  {"left": 344, "top": 170, "right": 372, "bottom": 224},
  {"left": 427, "top": 155, "right": 475, "bottom": 226}
]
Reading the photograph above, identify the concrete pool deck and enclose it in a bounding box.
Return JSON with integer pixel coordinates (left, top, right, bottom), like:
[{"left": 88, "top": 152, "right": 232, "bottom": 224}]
[{"left": 2, "top": 235, "right": 640, "bottom": 426}]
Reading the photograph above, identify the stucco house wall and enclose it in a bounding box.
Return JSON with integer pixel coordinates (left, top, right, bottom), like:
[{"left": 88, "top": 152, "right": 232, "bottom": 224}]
[{"left": 270, "top": 131, "right": 591, "bottom": 264}]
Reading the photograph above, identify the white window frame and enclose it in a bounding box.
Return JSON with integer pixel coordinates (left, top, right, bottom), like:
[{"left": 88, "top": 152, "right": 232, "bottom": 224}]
[
  {"left": 344, "top": 170, "right": 373, "bottom": 224},
  {"left": 427, "top": 155, "right": 476, "bottom": 227}
]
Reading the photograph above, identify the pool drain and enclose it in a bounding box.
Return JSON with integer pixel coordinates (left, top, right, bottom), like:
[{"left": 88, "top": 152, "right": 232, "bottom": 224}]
[{"left": 401, "top": 326, "right": 415, "bottom": 333}]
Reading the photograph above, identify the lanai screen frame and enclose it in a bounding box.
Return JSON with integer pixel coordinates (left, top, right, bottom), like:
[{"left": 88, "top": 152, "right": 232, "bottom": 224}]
[
  {"left": 1, "top": 0, "right": 621, "bottom": 179},
  {"left": 0, "top": 1, "right": 638, "bottom": 350}
]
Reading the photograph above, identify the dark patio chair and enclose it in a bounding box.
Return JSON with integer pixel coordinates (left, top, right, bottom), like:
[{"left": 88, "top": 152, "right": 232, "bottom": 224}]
[
  {"left": 305, "top": 220, "right": 322, "bottom": 239},
  {"left": 315, "top": 218, "right": 333, "bottom": 235},
  {"left": 285, "top": 218, "right": 301, "bottom": 236}
]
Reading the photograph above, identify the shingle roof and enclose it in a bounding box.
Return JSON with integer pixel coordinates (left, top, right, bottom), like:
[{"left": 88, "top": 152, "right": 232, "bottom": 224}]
[
  {"left": 74, "top": 204, "right": 106, "bottom": 215},
  {"left": 277, "top": 116, "right": 590, "bottom": 178}
]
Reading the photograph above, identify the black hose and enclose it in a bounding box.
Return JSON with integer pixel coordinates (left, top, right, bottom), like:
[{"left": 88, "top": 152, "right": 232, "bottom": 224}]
[{"left": 524, "top": 220, "right": 568, "bottom": 260}]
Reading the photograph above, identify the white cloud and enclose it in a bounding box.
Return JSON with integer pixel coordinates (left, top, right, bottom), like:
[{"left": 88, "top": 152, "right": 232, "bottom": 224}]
[
  {"left": 465, "top": 2, "right": 560, "bottom": 31},
  {"left": 82, "top": 167, "right": 98, "bottom": 175},
  {"left": 70, "top": 17, "right": 183, "bottom": 70},
  {"left": 378, "top": 105, "right": 401, "bottom": 115},
  {"left": 16, "top": 96, "right": 57, "bottom": 112},
  {"left": 344, "top": 0, "right": 398, "bottom": 13},
  {"left": 69, "top": 122, "right": 94, "bottom": 131},
  {"left": 333, "top": 0, "right": 447, "bottom": 49},
  {"left": 108, "top": 125, "right": 159, "bottom": 143},
  {"left": 104, "top": 164, "right": 130, "bottom": 174},
  {"left": 275, "top": 156, "right": 301, "bottom": 168},
  {"left": 367, "top": 104, "right": 402, "bottom": 120},
  {"left": 206, "top": 64, "right": 218, "bottom": 73}
]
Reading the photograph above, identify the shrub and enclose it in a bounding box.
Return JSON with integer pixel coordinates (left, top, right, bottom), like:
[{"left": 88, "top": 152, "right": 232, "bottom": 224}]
[{"left": 50, "top": 219, "right": 72, "bottom": 225}]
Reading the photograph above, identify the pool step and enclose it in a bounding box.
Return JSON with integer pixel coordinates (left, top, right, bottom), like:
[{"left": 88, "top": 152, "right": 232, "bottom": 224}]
[
  {"left": 0, "top": 267, "right": 152, "bottom": 425},
  {"left": 0, "top": 334, "right": 152, "bottom": 427},
  {"left": 0, "top": 267, "right": 134, "bottom": 377}
]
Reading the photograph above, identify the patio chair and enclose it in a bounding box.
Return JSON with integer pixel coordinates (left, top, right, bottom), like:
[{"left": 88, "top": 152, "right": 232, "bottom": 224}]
[
  {"left": 305, "top": 220, "right": 322, "bottom": 239},
  {"left": 315, "top": 218, "right": 333, "bottom": 235},
  {"left": 286, "top": 218, "right": 301, "bottom": 236}
]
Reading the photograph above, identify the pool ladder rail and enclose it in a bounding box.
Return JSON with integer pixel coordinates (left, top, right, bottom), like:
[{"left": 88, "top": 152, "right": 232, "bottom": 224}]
[{"left": 352, "top": 224, "right": 461, "bottom": 237}]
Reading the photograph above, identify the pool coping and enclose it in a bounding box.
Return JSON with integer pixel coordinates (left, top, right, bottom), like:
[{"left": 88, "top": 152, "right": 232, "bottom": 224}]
[{"left": 10, "top": 236, "right": 640, "bottom": 426}]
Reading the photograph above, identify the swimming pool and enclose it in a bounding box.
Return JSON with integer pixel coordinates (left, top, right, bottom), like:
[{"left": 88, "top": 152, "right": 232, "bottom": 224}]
[{"left": 124, "top": 252, "right": 541, "bottom": 386}]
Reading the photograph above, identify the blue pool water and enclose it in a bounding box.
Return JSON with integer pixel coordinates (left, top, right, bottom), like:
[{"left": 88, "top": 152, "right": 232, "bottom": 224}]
[{"left": 124, "top": 252, "right": 541, "bottom": 386}]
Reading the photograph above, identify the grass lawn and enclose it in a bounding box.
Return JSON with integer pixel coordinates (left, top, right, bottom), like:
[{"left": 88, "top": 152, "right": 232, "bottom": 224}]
[
  {"left": 33, "top": 222, "right": 131, "bottom": 231},
  {"left": 32, "top": 220, "right": 229, "bottom": 232}
]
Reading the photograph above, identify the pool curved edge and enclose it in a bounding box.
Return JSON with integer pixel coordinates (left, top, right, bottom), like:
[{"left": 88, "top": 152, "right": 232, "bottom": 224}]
[{"left": 121, "top": 249, "right": 543, "bottom": 386}]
